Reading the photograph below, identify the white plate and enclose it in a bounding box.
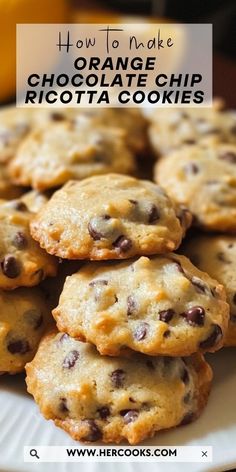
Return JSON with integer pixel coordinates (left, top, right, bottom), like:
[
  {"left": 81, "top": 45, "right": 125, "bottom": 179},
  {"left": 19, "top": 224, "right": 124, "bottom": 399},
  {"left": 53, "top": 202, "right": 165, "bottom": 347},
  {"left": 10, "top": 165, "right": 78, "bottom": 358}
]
[{"left": 1, "top": 347, "right": 236, "bottom": 472}]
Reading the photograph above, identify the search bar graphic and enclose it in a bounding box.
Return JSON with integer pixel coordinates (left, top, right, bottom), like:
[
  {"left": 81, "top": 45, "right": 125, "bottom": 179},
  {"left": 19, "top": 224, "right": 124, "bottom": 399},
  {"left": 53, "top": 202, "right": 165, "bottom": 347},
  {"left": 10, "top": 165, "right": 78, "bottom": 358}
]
[{"left": 24, "top": 446, "right": 213, "bottom": 462}]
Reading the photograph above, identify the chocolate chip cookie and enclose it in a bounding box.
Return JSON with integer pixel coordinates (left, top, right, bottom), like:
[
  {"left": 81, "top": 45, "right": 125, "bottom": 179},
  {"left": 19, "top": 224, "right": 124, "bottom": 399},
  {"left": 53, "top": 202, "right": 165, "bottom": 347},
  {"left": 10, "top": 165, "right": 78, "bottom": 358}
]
[
  {"left": 30, "top": 174, "right": 191, "bottom": 260},
  {"left": 53, "top": 254, "right": 228, "bottom": 356},
  {"left": 9, "top": 121, "right": 136, "bottom": 190},
  {"left": 181, "top": 234, "right": 236, "bottom": 346},
  {"left": 149, "top": 100, "right": 236, "bottom": 156},
  {"left": 0, "top": 106, "right": 77, "bottom": 164},
  {"left": 26, "top": 330, "right": 212, "bottom": 444},
  {"left": 0, "top": 287, "right": 52, "bottom": 374},
  {"left": 0, "top": 199, "right": 57, "bottom": 290},
  {"left": 74, "top": 107, "right": 148, "bottom": 154},
  {"left": 155, "top": 143, "right": 236, "bottom": 232}
]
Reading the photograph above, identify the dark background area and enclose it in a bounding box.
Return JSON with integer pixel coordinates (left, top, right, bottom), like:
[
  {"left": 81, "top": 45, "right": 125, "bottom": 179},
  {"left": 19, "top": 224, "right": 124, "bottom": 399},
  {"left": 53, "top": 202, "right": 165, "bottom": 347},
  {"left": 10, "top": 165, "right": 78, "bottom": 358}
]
[
  {"left": 74, "top": 0, "right": 236, "bottom": 107},
  {"left": 96, "top": 0, "right": 236, "bottom": 59}
]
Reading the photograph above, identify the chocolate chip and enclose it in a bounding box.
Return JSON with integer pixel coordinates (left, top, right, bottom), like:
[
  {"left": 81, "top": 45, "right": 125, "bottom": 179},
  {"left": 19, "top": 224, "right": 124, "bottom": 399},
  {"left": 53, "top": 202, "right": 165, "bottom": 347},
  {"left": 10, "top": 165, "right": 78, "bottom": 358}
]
[
  {"left": 183, "top": 139, "right": 196, "bottom": 145},
  {"left": 89, "top": 279, "right": 108, "bottom": 287},
  {"left": 134, "top": 322, "right": 149, "bottom": 341},
  {"left": 92, "top": 149, "right": 107, "bottom": 163},
  {"left": 148, "top": 204, "right": 160, "bottom": 223},
  {"left": 180, "top": 412, "right": 195, "bottom": 425},
  {"left": 113, "top": 235, "right": 132, "bottom": 253},
  {"left": 181, "top": 368, "right": 190, "bottom": 384},
  {"left": 199, "top": 324, "right": 222, "bottom": 349},
  {"left": 12, "top": 232, "right": 28, "bottom": 250},
  {"left": 159, "top": 309, "right": 175, "bottom": 323},
  {"left": 1, "top": 255, "right": 20, "bottom": 278},
  {"left": 219, "top": 151, "right": 236, "bottom": 164},
  {"left": 88, "top": 215, "right": 111, "bottom": 240},
  {"left": 129, "top": 199, "right": 137, "bottom": 205},
  {"left": 181, "top": 306, "right": 205, "bottom": 326},
  {"left": 180, "top": 112, "right": 189, "bottom": 119},
  {"left": 62, "top": 350, "right": 79, "bottom": 369},
  {"left": 217, "top": 252, "right": 231, "bottom": 264},
  {"left": 233, "top": 293, "right": 236, "bottom": 305},
  {"left": 163, "top": 329, "right": 171, "bottom": 338},
  {"left": 51, "top": 112, "right": 65, "bottom": 121},
  {"left": 97, "top": 407, "right": 110, "bottom": 419},
  {"left": 59, "top": 397, "right": 69, "bottom": 413},
  {"left": 184, "top": 162, "right": 199, "bottom": 175},
  {"left": 88, "top": 221, "right": 102, "bottom": 240},
  {"left": 13, "top": 201, "right": 28, "bottom": 212},
  {"left": 129, "top": 397, "right": 136, "bottom": 403},
  {"left": 81, "top": 420, "right": 102, "bottom": 442},
  {"left": 24, "top": 309, "right": 43, "bottom": 330},
  {"left": 191, "top": 277, "right": 208, "bottom": 294},
  {"left": 57, "top": 333, "right": 69, "bottom": 345},
  {"left": 110, "top": 369, "right": 125, "bottom": 388},
  {"left": 127, "top": 295, "right": 138, "bottom": 316},
  {"left": 120, "top": 410, "right": 139, "bottom": 424},
  {"left": 7, "top": 339, "right": 30, "bottom": 354}
]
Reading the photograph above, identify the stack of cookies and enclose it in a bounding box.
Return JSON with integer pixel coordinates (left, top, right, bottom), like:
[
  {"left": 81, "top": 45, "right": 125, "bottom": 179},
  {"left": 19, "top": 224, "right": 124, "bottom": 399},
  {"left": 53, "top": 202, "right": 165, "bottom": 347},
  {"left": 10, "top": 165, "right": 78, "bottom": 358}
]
[
  {"left": 0, "top": 198, "right": 58, "bottom": 374},
  {"left": 151, "top": 100, "right": 236, "bottom": 348},
  {"left": 0, "top": 101, "right": 233, "bottom": 445},
  {"left": 25, "top": 172, "right": 228, "bottom": 445},
  {"left": 0, "top": 106, "right": 147, "bottom": 378}
]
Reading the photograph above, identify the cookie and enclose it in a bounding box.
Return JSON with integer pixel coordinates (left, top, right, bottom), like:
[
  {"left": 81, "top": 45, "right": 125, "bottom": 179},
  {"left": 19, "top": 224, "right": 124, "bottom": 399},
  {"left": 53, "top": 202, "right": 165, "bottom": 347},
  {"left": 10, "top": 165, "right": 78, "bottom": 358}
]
[
  {"left": 20, "top": 190, "right": 49, "bottom": 213},
  {"left": 0, "top": 199, "right": 57, "bottom": 290},
  {"left": 0, "top": 287, "right": 52, "bottom": 374},
  {"left": 53, "top": 254, "right": 228, "bottom": 356},
  {"left": 30, "top": 174, "right": 191, "bottom": 260},
  {"left": 148, "top": 100, "right": 236, "bottom": 156},
  {"left": 74, "top": 108, "right": 148, "bottom": 154},
  {"left": 0, "top": 107, "right": 33, "bottom": 163},
  {"left": 26, "top": 330, "right": 212, "bottom": 445},
  {"left": 0, "top": 164, "right": 23, "bottom": 200},
  {"left": 155, "top": 143, "right": 236, "bottom": 232},
  {"left": 9, "top": 121, "right": 136, "bottom": 190},
  {"left": 32, "top": 107, "right": 147, "bottom": 155},
  {"left": 181, "top": 234, "right": 236, "bottom": 346},
  {"left": 0, "top": 106, "right": 78, "bottom": 164}
]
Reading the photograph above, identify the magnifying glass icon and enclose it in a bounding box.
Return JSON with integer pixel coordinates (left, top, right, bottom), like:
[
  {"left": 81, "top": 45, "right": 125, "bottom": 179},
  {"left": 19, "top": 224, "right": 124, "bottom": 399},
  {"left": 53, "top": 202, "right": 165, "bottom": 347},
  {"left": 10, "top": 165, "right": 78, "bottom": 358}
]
[{"left": 30, "top": 449, "right": 40, "bottom": 460}]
